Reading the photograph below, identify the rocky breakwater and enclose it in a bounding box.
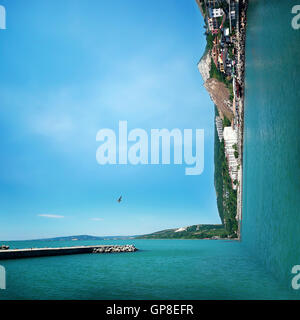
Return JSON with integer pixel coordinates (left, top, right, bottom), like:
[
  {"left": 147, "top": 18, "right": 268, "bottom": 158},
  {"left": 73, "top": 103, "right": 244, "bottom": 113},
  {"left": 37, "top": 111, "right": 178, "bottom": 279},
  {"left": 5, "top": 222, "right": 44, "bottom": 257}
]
[{"left": 92, "top": 244, "right": 138, "bottom": 254}]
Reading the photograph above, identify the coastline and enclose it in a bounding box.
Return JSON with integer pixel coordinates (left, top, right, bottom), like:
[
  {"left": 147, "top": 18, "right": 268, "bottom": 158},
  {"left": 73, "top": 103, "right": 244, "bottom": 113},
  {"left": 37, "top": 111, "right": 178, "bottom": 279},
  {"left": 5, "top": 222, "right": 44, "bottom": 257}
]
[
  {"left": 235, "top": 0, "right": 248, "bottom": 240},
  {"left": 196, "top": 0, "right": 248, "bottom": 240}
]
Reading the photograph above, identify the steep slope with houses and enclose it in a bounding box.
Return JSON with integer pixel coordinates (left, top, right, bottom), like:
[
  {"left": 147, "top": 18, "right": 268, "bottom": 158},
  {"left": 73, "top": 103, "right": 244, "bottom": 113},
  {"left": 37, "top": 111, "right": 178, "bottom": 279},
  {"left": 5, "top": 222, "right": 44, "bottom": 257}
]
[{"left": 196, "top": 0, "right": 248, "bottom": 238}]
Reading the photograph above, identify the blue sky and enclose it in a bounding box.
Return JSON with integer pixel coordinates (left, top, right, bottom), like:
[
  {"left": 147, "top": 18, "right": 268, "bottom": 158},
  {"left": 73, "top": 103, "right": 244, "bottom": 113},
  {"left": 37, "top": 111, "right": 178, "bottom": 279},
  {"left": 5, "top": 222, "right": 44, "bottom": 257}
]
[{"left": 0, "top": 0, "right": 219, "bottom": 240}]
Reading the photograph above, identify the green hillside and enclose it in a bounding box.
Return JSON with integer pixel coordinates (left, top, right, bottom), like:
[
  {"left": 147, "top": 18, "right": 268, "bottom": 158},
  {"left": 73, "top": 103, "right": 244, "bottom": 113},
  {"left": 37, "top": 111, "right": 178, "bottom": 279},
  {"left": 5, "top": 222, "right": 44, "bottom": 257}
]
[{"left": 136, "top": 224, "right": 229, "bottom": 240}]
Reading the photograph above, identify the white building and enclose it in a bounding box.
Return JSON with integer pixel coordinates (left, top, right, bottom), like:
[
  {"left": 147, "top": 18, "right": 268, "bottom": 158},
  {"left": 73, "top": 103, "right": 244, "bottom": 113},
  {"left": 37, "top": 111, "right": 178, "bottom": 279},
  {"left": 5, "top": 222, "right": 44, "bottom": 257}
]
[
  {"left": 223, "top": 126, "right": 238, "bottom": 189},
  {"left": 215, "top": 116, "right": 224, "bottom": 142},
  {"left": 209, "top": 8, "right": 224, "bottom": 18}
]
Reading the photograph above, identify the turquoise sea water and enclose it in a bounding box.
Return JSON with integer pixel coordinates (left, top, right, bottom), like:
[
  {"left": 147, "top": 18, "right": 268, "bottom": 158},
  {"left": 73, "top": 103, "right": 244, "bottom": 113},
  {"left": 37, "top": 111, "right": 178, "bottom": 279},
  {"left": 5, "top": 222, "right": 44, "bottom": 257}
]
[
  {"left": 0, "top": 239, "right": 297, "bottom": 300},
  {"left": 242, "top": 0, "right": 300, "bottom": 290},
  {"left": 1, "top": 0, "right": 300, "bottom": 300}
]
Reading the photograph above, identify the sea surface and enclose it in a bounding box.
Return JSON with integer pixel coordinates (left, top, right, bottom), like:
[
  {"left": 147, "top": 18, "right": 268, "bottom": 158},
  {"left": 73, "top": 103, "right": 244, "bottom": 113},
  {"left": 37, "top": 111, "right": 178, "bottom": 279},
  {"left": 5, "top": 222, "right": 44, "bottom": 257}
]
[
  {"left": 0, "top": 239, "right": 297, "bottom": 300},
  {"left": 241, "top": 0, "right": 300, "bottom": 291},
  {"left": 1, "top": 0, "right": 300, "bottom": 300}
]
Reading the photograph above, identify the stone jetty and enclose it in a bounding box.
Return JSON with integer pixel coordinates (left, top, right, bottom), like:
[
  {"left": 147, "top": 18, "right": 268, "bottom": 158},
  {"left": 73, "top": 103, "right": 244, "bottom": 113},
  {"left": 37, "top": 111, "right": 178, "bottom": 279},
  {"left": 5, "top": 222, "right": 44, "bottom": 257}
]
[
  {"left": 92, "top": 245, "right": 137, "bottom": 253},
  {"left": 0, "top": 244, "right": 138, "bottom": 260}
]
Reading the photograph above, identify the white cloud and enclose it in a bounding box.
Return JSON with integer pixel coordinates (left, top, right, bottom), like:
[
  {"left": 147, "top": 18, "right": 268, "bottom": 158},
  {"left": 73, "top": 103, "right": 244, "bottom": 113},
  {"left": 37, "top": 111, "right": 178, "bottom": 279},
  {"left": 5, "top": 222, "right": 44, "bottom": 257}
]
[
  {"left": 90, "top": 218, "right": 104, "bottom": 221},
  {"left": 29, "top": 113, "right": 74, "bottom": 140},
  {"left": 38, "top": 214, "right": 64, "bottom": 219}
]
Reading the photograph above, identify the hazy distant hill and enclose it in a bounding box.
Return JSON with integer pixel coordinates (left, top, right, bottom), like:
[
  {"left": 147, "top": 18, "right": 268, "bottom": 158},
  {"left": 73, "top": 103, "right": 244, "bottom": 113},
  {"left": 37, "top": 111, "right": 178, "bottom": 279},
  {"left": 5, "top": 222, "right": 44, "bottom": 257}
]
[
  {"left": 136, "top": 224, "right": 230, "bottom": 240},
  {"left": 31, "top": 235, "right": 136, "bottom": 241},
  {"left": 27, "top": 225, "right": 233, "bottom": 242}
]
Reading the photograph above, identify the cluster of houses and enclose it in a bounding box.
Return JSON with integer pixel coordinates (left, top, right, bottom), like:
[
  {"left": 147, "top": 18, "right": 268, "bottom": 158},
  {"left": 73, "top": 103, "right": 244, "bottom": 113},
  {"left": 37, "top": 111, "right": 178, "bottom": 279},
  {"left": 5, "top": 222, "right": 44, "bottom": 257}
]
[
  {"left": 196, "top": 0, "right": 245, "bottom": 190},
  {"left": 199, "top": 0, "right": 241, "bottom": 189},
  {"left": 205, "top": 0, "right": 239, "bottom": 80}
]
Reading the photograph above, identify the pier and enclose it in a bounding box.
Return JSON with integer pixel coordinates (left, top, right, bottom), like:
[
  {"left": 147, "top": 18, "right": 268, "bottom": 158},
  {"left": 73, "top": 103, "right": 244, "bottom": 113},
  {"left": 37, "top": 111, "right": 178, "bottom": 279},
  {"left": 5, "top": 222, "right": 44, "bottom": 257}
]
[{"left": 0, "top": 244, "right": 138, "bottom": 260}]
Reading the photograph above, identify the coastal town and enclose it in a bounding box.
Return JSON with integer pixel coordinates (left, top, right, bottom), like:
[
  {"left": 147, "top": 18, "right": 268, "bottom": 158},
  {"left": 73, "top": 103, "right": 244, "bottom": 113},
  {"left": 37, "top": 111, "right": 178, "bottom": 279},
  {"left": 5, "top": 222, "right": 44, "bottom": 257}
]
[
  {"left": 122, "top": 0, "right": 249, "bottom": 241},
  {"left": 196, "top": 0, "right": 248, "bottom": 238}
]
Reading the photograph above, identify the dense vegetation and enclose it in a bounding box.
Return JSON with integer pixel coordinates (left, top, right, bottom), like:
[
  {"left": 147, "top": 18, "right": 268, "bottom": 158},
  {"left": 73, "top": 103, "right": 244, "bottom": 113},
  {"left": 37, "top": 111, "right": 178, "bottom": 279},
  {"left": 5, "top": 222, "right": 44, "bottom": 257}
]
[
  {"left": 206, "top": 33, "right": 215, "bottom": 51},
  {"left": 210, "top": 57, "right": 234, "bottom": 101},
  {"left": 214, "top": 107, "right": 238, "bottom": 237},
  {"left": 222, "top": 115, "right": 231, "bottom": 127},
  {"left": 210, "top": 57, "right": 226, "bottom": 83},
  {"left": 200, "top": 0, "right": 206, "bottom": 16}
]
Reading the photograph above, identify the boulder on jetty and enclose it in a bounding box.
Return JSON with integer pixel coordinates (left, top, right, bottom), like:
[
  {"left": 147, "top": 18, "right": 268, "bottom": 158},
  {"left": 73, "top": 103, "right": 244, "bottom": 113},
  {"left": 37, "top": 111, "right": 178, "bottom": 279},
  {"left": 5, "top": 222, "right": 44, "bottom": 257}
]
[{"left": 92, "top": 245, "right": 137, "bottom": 254}]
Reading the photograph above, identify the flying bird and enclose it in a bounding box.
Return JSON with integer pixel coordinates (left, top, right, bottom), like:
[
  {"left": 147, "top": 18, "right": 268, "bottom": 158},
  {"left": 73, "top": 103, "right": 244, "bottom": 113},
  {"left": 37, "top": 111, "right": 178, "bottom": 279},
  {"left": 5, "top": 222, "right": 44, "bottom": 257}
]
[{"left": 117, "top": 196, "right": 122, "bottom": 203}]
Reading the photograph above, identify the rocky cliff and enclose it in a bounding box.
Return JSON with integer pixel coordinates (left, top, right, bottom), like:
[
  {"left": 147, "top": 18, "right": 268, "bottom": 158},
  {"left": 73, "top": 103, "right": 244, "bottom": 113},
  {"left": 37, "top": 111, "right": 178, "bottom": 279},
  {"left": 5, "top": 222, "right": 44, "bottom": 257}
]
[
  {"left": 198, "top": 50, "right": 211, "bottom": 83},
  {"left": 204, "top": 78, "right": 233, "bottom": 120},
  {"left": 198, "top": 51, "right": 233, "bottom": 121}
]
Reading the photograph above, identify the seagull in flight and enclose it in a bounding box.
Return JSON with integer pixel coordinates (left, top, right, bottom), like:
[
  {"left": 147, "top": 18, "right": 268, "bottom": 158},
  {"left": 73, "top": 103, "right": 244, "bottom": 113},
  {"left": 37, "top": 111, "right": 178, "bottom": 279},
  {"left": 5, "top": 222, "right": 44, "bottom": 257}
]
[{"left": 117, "top": 196, "right": 122, "bottom": 203}]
